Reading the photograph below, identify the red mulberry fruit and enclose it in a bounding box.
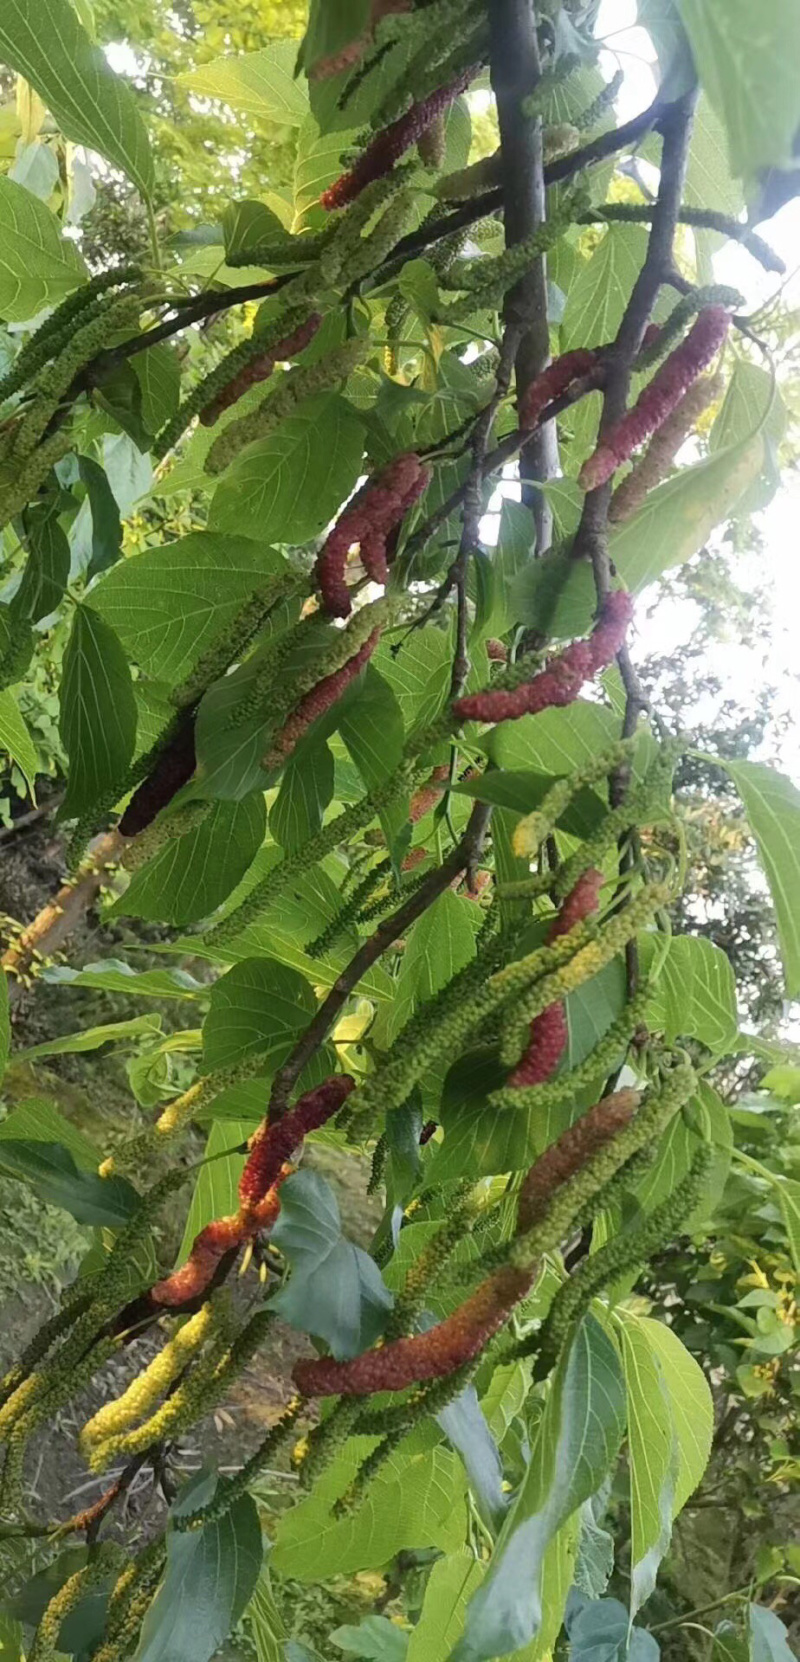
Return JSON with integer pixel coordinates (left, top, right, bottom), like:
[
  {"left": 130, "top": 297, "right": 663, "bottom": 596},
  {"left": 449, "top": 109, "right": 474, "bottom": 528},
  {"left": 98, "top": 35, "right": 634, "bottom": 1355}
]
[
  {"left": 239, "top": 1075, "right": 355, "bottom": 1209},
  {"left": 579, "top": 307, "right": 730, "bottom": 491},
  {"left": 321, "top": 70, "right": 474, "bottom": 210},
  {"left": 200, "top": 314, "right": 322, "bottom": 427},
  {"left": 519, "top": 349, "right": 598, "bottom": 431},
  {"left": 516, "top": 1089, "right": 640, "bottom": 1234}
]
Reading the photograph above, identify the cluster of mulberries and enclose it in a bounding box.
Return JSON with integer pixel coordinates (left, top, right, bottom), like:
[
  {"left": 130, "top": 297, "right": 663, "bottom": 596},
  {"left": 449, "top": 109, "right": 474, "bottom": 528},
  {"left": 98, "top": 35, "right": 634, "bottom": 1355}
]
[
  {"left": 516, "top": 1089, "right": 640, "bottom": 1234},
  {"left": 579, "top": 307, "right": 731, "bottom": 491},
  {"left": 321, "top": 69, "right": 473, "bottom": 209},
  {"left": 118, "top": 710, "right": 196, "bottom": 837},
  {"left": 239, "top": 1075, "right": 355, "bottom": 1207},
  {"left": 519, "top": 349, "right": 599, "bottom": 431},
  {"left": 507, "top": 868, "right": 603, "bottom": 1086},
  {"left": 205, "top": 338, "right": 368, "bottom": 476},
  {"left": 609, "top": 371, "right": 723, "bottom": 523},
  {"left": 316, "top": 452, "right": 430, "bottom": 616},
  {"left": 293, "top": 1264, "right": 532, "bottom": 1396},
  {"left": 199, "top": 313, "right": 322, "bottom": 427},
  {"left": 454, "top": 590, "right": 633, "bottom": 723},
  {"left": 264, "top": 629, "right": 381, "bottom": 770},
  {"left": 0, "top": 267, "right": 142, "bottom": 409}
]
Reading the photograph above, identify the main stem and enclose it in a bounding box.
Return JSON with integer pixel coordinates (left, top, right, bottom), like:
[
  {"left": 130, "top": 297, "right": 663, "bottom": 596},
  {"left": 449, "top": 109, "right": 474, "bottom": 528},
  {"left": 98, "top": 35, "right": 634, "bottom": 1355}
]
[{"left": 489, "top": 0, "right": 556, "bottom": 550}]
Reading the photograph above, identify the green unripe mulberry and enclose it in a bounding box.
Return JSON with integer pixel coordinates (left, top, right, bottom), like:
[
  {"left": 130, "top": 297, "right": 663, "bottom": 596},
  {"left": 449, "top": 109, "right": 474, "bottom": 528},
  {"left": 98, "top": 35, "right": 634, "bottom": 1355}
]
[
  {"left": 205, "top": 339, "right": 368, "bottom": 475},
  {"left": 0, "top": 267, "right": 143, "bottom": 409},
  {"left": 441, "top": 189, "right": 588, "bottom": 320},
  {"left": 29, "top": 1544, "right": 124, "bottom": 1662},
  {"left": 636, "top": 284, "right": 744, "bottom": 372},
  {"left": 154, "top": 305, "right": 310, "bottom": 461},
  {"left": 12, "top": 293, "right": 143, "bottom": 462}
]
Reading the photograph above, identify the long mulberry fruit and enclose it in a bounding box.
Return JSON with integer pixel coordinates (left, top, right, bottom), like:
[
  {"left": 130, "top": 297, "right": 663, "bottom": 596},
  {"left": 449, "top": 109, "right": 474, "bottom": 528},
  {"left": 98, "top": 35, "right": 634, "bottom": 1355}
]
[
  {"left": 321, "top": 69, "right": 474, "bottom": 209},
  {"left": 293, "top": 1264, "right": 532, "bottom": 1396},
  {"left": 609, "top": 371, "right": 723, "bottom": 523},
  {"left": 316, "top": 452, "right": 430, "bottom": 617},
  {"left": 516, "top": 1088, "right": 641, "bottom": 1234},
  {"left": 264, "top": 630, "right": 381, "bottom": 771},
  {"left": 199, "top": 313, "right": 322, "bottom": 426},
  {"left": 519, "top": 349, "right": 599, "bottom": 431},
  {"left": 579, "top": 307, "right": 731, "bottom": 492},
  {"left": 453, "top": 591, "right": 633, "bottom": 723},
  {"left": 239, "top": 1075, "right": 355, "bottom": 1207}
]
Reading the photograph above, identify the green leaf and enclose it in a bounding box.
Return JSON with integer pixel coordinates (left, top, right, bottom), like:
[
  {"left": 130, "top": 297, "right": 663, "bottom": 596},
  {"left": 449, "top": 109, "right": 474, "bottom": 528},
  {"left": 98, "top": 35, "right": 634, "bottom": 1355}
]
[
  {"left": 77, "top": 456, "right": 123, "bottom": 578},
  {"left": 5, "top": 1547, "right": 112, "bottom": 1655},
  {"left": 59, "top": 605, "right": 137, "bottom": 818},
  {"left": 677, "top": 0, "right": 800, "bottom": 176},
  {"left": 775, "top": 1177, "right": 800, "bottom": 1273},
  {"left": 331, "top": 1617, "right": 408, "bottom": 1660},
  {"left": 749, "top": 1604, "right": 795, "bottom": 1662},
  {"left": 456, "top": 1314, "right": 626, "bottom": 1661},
  {"left": 193, "top": 596, "right": 302, "bottom": 802},
  {"left": 0, "top": 1095, "right": 98, "bottom": 1167},
  {"left": 337, "top": 665, "right": 405, "bottom": 791},
  {"left": 202, "top": 955, "right": 316, "bottom": 1073},
  {"left": 0, "top": 689, "right": 38, "bottom": 791},
  {"left": 608, "top": 434, "right": 765, "bottom": 594},
  {"left": 132, "top": 344, "right": 182, "bottom": 437},
  {"left": 16, "top": 500, "right": 70, "bottom": 624},
  {"left": 0, "top": 0, "right": 154, "bottom": 198},
  {"left": 627, "top": 1316, "right": 713, "bottom": 1512},
  {"left": 178, "top": 41, "right": 308, "bottom": 125},
  {"left": 436, "top": 1383, "right": 507, "bottom": 1529},
  {"left": 0, "top": 174, "right": 86, "bottom": 320},
  {"left": 222, "top": 199, "right": 288, "bottom": 261},
  {"left": 116, "top": 796, "right": 267, "bottom": 926},
  {"left": 561, "top": 227, "right": 649, "bottom": 350},
  {"left": 372, "top": 626, "right": 453, "bottom": 735},
  {"left": 564, "top": 1596, "right": 659, "bottom": 1662},
  {"left": 388, "top": 891, "right": 477, "bottom": 1042},
  {"left": 272, "top": 1422, "right": 468, "bottom": 1579},
  {"left": 136, "top": 1471, "right": 262, "bottom": 1662},
  {"left": 618, "top": 1315, "right": 677, "bottom": 1615},
  {"left": 42, "top": 959, "right": 206, "bottom": 1001},
  {"left": 294, "top": 115, "right": 357, "bottom": 216},
  {"left": 486, "top": 700, "right": 622, "bottom": 773},
  {"left": 270, "top": 739, "right": 334, "bottom": 853},
  {"left": 644, "top": 934, "right": 738, "bottom": 1053},
  {"left": 0, "top": 972, "right": 8, "bottom": 1083},
  {"left": 209, "top": 395, "right": 365, "bottom": 546},
  {"left": 406, "top": 1552, "right": 483, "bottom": 1662},
  {"left": 92, "top": 532, "right": 285, "bottom": 684},
  {"left": 271, "top": 1169, "right": 393, "bottom": 1358},
  {"left": 0, "top": 1137, "right": 137, "bottom": 1226},
  {"left": 246, "top": 1559, "right": 287, "bottom": 1662},
  {"left": 17, "top": 1012, "right": 162, "bottom": 1060},
  {"left": 177, "top": 1120, "right": 249, "bottom": 1266},
  {"left": 715, "top": 758, "right": 800, "bottom": 998}
]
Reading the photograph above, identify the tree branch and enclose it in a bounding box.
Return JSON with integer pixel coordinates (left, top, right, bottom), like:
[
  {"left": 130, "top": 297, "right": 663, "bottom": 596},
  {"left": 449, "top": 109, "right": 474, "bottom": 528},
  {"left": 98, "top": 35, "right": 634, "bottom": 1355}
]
[{"left": 489, "top": 0, "right": 556, "bottom": 548}]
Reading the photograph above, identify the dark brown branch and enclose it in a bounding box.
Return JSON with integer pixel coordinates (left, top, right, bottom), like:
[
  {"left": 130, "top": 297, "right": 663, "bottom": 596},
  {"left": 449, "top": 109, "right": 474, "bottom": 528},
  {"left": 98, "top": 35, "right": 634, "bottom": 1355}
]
[
  {"left": 489, "top": 0, "right": 555, "bottom": 548},
  {"left": 267, "top": 800, "right": 492, "bottom": 1118}
]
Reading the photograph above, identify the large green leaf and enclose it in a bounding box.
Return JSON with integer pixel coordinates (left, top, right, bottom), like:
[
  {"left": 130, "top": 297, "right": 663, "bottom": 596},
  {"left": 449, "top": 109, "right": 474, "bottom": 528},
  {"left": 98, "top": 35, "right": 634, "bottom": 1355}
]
[
  {"left": 136, "top": 1472, "right": 262, "bottom": 1662},
  {"left": 331, "top": 1616, "right": 408, "bottom": 1660},
  {"left": 18, "top": 1012, "right": 162, "bottom": 1060},
  {"left": 58, "top": 605, "right": 137, "bottom": 818},
  {"left": 294, "top": 116, "right": 357, "bottom": 217},
  {"left": 564, "top": 1596, "right": 659, "bottom": 1662},
  {"left": 372, "top": 625, "right": 453, "bottom": 735},
  {"left": 716, "top": 759, "right": 800, "bottom": 998},
  {"left": 42, "top": 959, "right": 206, "bottom": 1001},
  {"left": 16, "top": 500, "right": 71, "bottom": 624},
  {"left": 618, "top": 1315, "right": 678, "bottom": 1616},
  {"left": 337, "top": 666, "right": 405, "bottom": 792},
  {"left": 388, "top": 891, "right": 477, "bottom": 1042},
  {"left": 0, "top": 174, "right": 86, "bottom": 320},
  {"left": 629, "top": 1316, "right": 713, "bottom": 1513},
  {"left": 246, "top": 1560, "right": 287, "bottom": 1662},
  {"left": 116, "top": 796, "right": 267, "bottom": 926},
  {"left": 456, "top": 1314, "right": 626, "bottom": 1661},
  {"left": 0, "top": 0, "right": 154, "bottom": 199},
  {"left": 0, "top": 1103, "right": 137, "bottom": 1226},
  {"left": 269, "top": 739, "right": 334, "bottom": 852},
  {"left": 677, "top": 0, "right": 800, "bottom": 177},
  {"left": 92, "top": 533, "right": 285, "bottom": 684},
  {"left": 272, "top": 1422, "right": 468, "bottom": 1578},
  {"left": 608, "top": 434, "right": 765, "bottom": 594},
  {"left": 202, "top": 955, "right": 316, "bottom": 1073},
  {"left": 177, "top": 1120, "right": 249, "bottom": 1266},
  {"left": 561, "top": 227, "right": 649, "bottom": 351},
  {"left": 643, "top": 934, "right": 738, "bottom": 1054},
  {"left": 0, "top": 689, "right": 38, "bottom": 790},
  {"left": 178, "top": 41, "right": 308, "bottom": 126},
  {"left": 271, "top": 1169, "right": 393, "bottom": 1357},
  {"left": 209, "top": 395, "right": 365, "bottom": 544},
  {"left": 749, "top": 1604, "right": 795, "bottom": 1662}
]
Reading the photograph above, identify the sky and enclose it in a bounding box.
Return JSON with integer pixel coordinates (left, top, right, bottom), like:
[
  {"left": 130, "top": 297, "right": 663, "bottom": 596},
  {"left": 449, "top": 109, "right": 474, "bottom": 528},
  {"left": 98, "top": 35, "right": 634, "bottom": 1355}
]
[{"left": 593, "top": 0, "right": 800, "bottom": 785}]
